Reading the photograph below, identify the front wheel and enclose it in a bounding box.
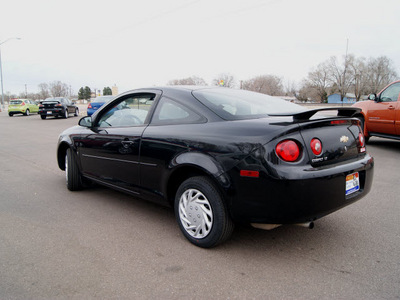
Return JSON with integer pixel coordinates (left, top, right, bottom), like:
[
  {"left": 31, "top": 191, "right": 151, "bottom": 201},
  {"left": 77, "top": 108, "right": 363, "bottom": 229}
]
[
  {"left": 174, "top": 176, "right": 234, "bottom": 248},
  {"left": 65, "top": 148, "right": 83, "bottom": 191},
  {"left": 64, "top": 109, "right": 68, "bottom": 119},
  {"left": 74, "top": 107, "right": 79, "bottom": 117}
]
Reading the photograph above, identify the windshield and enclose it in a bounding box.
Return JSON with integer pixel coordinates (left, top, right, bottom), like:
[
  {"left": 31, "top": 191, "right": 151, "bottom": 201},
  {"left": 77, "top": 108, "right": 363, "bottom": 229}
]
[{"left": 192, "top": 88, "right": 304, "bottom": 120}]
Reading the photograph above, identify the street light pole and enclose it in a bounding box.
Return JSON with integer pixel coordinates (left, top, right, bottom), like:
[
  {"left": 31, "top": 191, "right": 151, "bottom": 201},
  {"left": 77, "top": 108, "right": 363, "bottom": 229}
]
[{"left": 0, "top": 37, "right": 21, "bottom": 111}]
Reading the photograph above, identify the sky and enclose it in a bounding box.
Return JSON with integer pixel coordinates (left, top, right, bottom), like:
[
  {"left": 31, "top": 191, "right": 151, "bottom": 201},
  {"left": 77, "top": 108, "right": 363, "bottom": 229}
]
[{"left": 1, "top": 0, "right": 399, "bottom": 96}]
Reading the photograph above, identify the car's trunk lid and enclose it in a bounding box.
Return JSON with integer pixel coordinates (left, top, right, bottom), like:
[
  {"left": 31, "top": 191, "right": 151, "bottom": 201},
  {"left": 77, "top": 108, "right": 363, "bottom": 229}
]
[{"left": 270, "top": 107, "right": 365, "bottom": 166}]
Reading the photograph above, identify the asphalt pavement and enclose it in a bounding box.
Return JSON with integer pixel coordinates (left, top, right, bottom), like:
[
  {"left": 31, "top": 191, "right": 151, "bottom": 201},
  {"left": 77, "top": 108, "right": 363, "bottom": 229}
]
[{"left": 0, "top": 106, "right": 399, "bottom": 299}]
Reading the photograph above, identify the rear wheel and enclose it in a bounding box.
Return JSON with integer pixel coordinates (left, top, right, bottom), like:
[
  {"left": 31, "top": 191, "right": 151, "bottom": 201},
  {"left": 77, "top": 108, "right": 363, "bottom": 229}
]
[
  {"left": 40, "top": 115, "right": 46, "bottom": 120},
  {"left": 174, "top": 176, "right": 234, "bottom": 248},
  {"left": 25, "top": 109, "right": 30, "bottom": 116},
  {"left": 65, "top": 148, "right": 83, "bottom": 191},
  {"left": 8, "top": 113, "right": 13, "bottom": 117}
]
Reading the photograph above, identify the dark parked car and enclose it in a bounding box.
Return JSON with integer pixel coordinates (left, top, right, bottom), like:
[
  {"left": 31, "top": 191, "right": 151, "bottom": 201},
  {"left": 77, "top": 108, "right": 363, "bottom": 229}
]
[
  {"left": 39, "top": 97, "right": 79, "bottom": 119},
  {"left": 57, "top": 86, "right": 374, "bottom": 248},
  {"left": 87, "top": 95, "right": 114, "bottom": 116}
]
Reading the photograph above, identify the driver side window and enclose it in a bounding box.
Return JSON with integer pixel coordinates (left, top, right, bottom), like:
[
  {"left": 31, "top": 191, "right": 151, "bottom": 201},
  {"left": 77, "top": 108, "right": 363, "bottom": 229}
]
[
  {"left": 380, "top": 83, "right": 400, "bottom": 102},
  {"left": 97, "top": 93, "right": 156, "bottom": 127}
]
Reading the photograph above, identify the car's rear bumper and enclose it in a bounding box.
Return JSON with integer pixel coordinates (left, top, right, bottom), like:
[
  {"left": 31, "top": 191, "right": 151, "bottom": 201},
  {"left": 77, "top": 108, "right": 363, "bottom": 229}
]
[
  {"left": 227, "top": 154, "right": 374, "bottom": 224},
  {"left": 39, "top": 108, "right": 65, "bottom": 117}
]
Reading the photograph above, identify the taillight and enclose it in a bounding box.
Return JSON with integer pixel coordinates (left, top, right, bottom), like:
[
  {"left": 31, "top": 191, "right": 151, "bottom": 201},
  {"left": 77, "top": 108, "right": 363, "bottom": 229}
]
[
  {"left": 39, "top": 104, "right": 43, "bottom": 108},
  {"left": 310, "top": 138, "right": 322, "bottom": 156},
  {"left": 358, "top": 133, "right": 365, "bottom": 147},
  {"left": 55, "top": 104, "right": 62, "bottom": 107},
  {"left": 276, "top": 140, "right": 300, "bottom": 162},
  {"left": 331, "top": 120, "right": 346, "bottom": 125},
  {"left": 88, "top": 103, "right": 92, "bottom": 109}
]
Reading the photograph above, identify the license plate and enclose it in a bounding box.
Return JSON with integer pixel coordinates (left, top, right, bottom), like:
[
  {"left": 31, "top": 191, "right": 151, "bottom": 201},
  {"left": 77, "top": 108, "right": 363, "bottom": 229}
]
[
  {"left": 346, "top": 172, "right": 360, "bottom": 195},
  {"left": 47, "top": 111, "right": 52, "bottom": 115}
]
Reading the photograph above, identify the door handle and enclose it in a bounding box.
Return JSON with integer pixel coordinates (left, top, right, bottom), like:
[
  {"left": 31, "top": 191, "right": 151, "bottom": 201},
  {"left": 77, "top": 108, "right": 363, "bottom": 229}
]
[{"left": 388, "top": 105, "right": 395, "bottom": 110}]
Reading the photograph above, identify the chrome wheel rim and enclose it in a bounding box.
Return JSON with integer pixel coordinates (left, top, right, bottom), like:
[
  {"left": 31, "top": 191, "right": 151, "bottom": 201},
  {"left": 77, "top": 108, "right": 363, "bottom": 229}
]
[{"left": 178, "top": 189, "right": 213, "bottom": 238}]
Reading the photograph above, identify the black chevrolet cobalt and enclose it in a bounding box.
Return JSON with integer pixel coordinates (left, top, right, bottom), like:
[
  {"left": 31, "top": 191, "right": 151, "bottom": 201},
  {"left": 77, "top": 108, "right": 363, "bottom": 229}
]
[{"left": 57, "top": 86, "right": 374, "bottom": 248}]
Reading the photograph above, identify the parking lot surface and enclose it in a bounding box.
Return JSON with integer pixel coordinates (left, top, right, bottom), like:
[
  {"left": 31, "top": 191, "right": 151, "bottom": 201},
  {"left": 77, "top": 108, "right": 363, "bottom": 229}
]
[{"left": 0, "top": 108, "right": 399, "bottom": 299}]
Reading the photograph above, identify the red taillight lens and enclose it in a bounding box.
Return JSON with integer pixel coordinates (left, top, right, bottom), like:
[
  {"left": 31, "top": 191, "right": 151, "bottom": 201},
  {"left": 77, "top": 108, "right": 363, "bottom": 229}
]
[
  {"left": 276, "top": 140, "right": 300, "bottom": 162},
  {"left": 358, "top": 133, "right": 365, "bottom": 147},
  {"left": 310, "top": 138, "right": 322, "bottom": 156},
  {"left": 55, "top": 104, "right": 62, "bottom": 107},
  {"left": 331, "top": 120, "right": 346, "bottom": 125},
  {"left": 39, "top": 104, "right": 43, "bottom": 108},
  {"left": 88, "top": 103, "right": 92, "bottom": 109}
]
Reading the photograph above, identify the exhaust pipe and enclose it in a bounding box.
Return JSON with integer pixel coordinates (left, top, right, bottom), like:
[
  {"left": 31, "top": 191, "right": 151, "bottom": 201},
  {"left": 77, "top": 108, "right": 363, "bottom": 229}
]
[{"left": 294, "top": 222, "right": 314, "bottom": 229}]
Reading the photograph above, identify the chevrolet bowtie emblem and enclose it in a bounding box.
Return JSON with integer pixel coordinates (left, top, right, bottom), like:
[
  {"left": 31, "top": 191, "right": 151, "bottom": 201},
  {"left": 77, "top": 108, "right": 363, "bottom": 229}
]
[{"left": 340, "top": 136, "right": 349, "bottom": 143}]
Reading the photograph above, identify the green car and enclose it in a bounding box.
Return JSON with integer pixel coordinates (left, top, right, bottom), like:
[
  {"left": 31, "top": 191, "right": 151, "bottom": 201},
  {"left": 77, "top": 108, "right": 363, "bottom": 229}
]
[{"left": 8, "top": 99, "right": 39, "bottom": 116}]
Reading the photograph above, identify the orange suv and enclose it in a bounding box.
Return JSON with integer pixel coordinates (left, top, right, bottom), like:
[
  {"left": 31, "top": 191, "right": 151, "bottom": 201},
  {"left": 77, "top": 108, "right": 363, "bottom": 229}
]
[{"left": 353, "top": 80, "right": 400, "bottom": 142}]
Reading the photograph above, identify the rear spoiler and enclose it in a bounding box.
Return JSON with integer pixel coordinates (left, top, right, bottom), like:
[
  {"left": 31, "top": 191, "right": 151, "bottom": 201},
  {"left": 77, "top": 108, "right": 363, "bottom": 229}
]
[{"left": 269, "top": 107, "right": 362, "bottom": 121}]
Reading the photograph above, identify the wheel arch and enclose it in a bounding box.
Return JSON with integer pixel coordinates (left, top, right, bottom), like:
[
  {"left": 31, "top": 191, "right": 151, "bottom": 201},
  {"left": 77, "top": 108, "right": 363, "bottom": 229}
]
[
  {"left": 57, "top": 142, "right": 71, "bottom": 171},
  {"left": 165, "top": 153, "right": 232, "bottom": 207}
]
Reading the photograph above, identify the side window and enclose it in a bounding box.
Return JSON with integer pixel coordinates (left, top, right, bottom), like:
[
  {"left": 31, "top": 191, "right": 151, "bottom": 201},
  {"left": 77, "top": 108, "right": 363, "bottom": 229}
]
[
  {"left": 380, "top": 83, "right": 400, "bottom": 102},
  {"left": 97, "top": 93, "right": 156, "bottom": 128},
  {"left": 151, "top": 97, "right": 206, "bottom": 125}
]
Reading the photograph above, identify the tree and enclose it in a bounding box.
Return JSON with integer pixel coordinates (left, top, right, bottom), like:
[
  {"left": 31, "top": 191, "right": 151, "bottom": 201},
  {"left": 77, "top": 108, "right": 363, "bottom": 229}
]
[
  {"left": 167, "top": 76, "right": 207, "bottom": 86},
  {"left": 84, "top": 86, "right": 91, "bottom": 100},
  {"left": 326, "top": 55, "right": 355, "bottom": 102},
  {"left": 242, "top": 75, "right": 284, "bottom": 96},
  {"left": 78, "top": 87, "right": 85, "bottom": 100},
  {"left": 365, "top": 56, "right": 398, "bottom": 94},
  {"left": 212, "top": 73, "right": 236, "bottom": 88},
  {"left": 49, "top": 81, "right": 69, "bottom": 97},
  {"left": 103, "top": 87, "right": 112, "bottom": 95},
  {"left": 38, "top": 83, "right": 50, "bottom": 99},
  {"left": 305, "top": 62, "right": 330, "bottom": 102}
]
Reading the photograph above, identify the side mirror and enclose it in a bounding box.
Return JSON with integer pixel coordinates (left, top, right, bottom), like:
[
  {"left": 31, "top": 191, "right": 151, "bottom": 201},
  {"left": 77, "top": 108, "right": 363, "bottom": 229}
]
[
  {"left": 79, "top": 116, "right": 92, "bottom": 128},
  {"left": 368, "top": 93, "right": 377, "bottom": 101}
]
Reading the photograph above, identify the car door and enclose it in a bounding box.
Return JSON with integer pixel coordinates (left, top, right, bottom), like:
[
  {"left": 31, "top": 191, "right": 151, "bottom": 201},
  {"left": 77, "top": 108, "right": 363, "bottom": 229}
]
[
  {"left": 367, "top": 82, "right": 400, "bottom": 135},
  {"left": 78, "top": 91, "right": 159, "bottom": 193}
]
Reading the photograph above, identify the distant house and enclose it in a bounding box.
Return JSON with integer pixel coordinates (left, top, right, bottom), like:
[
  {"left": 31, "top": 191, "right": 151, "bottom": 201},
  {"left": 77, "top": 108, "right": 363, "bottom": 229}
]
[{"left": 327, "top": 93, "right": 357, "bottom": 104}]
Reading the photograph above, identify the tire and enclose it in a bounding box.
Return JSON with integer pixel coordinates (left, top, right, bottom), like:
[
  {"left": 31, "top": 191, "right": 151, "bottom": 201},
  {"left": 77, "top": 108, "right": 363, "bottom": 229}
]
[
  {"left": 174, "top": 176, "right": 234, "bottom": 248},
  {"left": 74, "top": 107, "right": 79, "bottom": 117},
  {"left": 65, "top": 148, "right": 83, "bottom": 191},
  {"left": 24, "top": 109, "right": 30, "bottom": 116},
  {"left": 8, "top": 113, "right": 13, "bottom": 117},
  {"left": 64, "top": 108, "right": 68, "bottom": 119},
  {"left": 40, "top": 115, "right": 46, "bottom": 120}
]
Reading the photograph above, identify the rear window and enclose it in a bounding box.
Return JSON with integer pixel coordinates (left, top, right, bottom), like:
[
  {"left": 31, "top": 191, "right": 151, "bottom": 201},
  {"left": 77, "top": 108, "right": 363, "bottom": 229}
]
[
  {"left": 10, "top": 100, "right": 23, "bottom": 105},
  {"left": 192, "top": 88, "right": 304, "bottom": 120},
  {"left": 91, "top": 96, "right": 114, "bottom": 103}
]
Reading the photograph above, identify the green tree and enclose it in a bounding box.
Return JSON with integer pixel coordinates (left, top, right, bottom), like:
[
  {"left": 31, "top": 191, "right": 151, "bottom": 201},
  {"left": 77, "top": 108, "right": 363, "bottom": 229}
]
[
  {"left": 84, "top": 86, "right": 91, "bottom": 100},
  {"left": 78, "top": 87, "right": 85, "bottom": 100},
  {"left": 103, "top": 87, "right": 112, "bottom": 95}
]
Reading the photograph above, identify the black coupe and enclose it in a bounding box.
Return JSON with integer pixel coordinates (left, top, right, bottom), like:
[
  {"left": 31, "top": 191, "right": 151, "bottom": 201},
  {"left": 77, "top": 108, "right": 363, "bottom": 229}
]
[{"left": 57, "top": 86, "right": 374, "bottom": 247}]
